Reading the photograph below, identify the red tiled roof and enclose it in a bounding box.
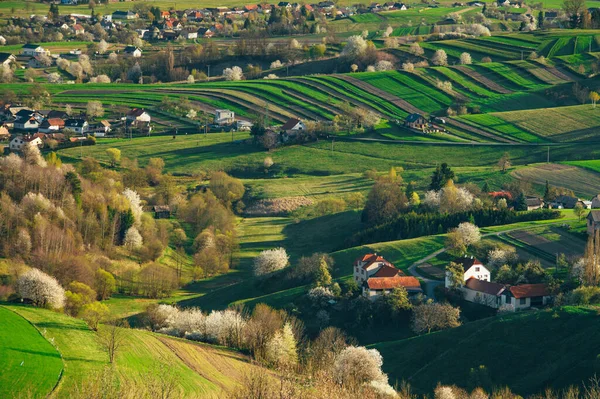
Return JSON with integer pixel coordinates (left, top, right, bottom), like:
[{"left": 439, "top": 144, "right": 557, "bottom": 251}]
[
  {"left": 355, "top": 253, "right": 390, "bottom": 270},
  {"left": 464, "top": 277, "right": 505, "bottom": 296},
  {"left": 488, "top": 191, "right": 513, "bottom": 200},
  {"left": 509, "top": 284, "right": 550, "bottom": 299},
  {"left": 367, "top": 276, "right": 421, "bottom": 291},
  {"left": 372, "top": 264, "right": 401, "bottom": 278},
  {"left": 453, "top": 256, "right": 483, "bottom": 272}
]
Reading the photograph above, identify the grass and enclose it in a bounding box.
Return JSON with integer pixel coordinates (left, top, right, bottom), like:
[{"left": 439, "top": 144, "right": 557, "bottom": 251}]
[
  {"left": 563, "top": 160, "right": 600, "bottom": 173},
  {"left": 371, "top": 306, "right": 600, "bottom": 396},
  {"left": 6, "top": 304, "right": 263, "bottom": 398},
  {"left": 511, "top": 163, "right": 600, "bottom": 198},
  {"left": 0, "top": 306, "right": 63, "bottom": 399},
  {"left": 457, "top": 114, "right": 547, "bottom": 143}
]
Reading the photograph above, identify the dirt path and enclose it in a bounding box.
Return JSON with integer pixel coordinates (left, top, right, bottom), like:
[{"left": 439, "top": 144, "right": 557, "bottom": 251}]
[{"left": 454, "top": 65, "right": 513, "bottom": 94}]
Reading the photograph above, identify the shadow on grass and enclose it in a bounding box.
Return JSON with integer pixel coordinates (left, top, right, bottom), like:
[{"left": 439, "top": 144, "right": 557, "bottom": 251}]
[{"left": 7, "top": 347, "right": 62, "bottom": 359}]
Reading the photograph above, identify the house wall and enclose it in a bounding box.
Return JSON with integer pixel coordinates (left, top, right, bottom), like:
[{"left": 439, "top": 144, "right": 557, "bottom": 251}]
[
  {"left": 464, "top": 264, "right": 490, "bottom": 282},
  {"left": 462, "top": 288, "right": 500, "bottom": 308},
  {"left": 588, "top": 220, "right": 600, "bottom": 235}
]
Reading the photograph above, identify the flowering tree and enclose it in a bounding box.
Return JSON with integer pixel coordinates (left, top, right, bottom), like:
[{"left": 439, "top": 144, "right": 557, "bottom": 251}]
[
  {"left": 124, "top": 226, "right": 143, "bottom": 250},
  {"left": 409, "top": 42, "right": 424, "bottom": 56},
  {"left": 223, "top": 66, "right": 243, "bottom": 81},
  {"left": 17, "top": 268, "right": 65, "bottom": 309},
  {"left": 253, "top": 248, "right": 289, "bottom": 276},
  {"left": 446, "top": 222, "right": 481, "bottom": 254},
  {"left": 459, "top": 52, "right": 472, "bottom": 65},
  {"left": 333, "top": 346, "right": 390, "bottom": 389},
  {"left": 122, "top": 188, "right": 143, "bottom": 226},
  {"left": 265, "top": 322, "right": 298, "bottom": 369},
  {"left": 411, "top": 302, "right": 461, "bottom": 334},
  {"left": 432, "top": 49, "right": 448, "bottom": 66},
  {"left": 341, "top": 35, "right": 368, "bottom": 57},
  {"left": 374, "top": 60, "right": 394, "bottom": 71}
]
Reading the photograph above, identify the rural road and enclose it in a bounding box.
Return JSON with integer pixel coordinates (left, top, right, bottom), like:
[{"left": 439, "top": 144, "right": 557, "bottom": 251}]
[{"left": 406, "top": 221, "right": 569, "bottom": 298}]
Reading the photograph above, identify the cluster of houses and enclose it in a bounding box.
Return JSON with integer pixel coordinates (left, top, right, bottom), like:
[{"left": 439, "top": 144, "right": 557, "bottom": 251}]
[
  {"left": 445, "top": 257, "right": 553, "bottom": 310},
  {"left": 353, "top": 252, "right": 555, "bottom": 312},
  {"left": 489, "top": 190, "right": 599, "bottom": 212},
  {"left": 0, "top": 105, "right": 152, "bottom": 152},
  {"left": 403, "top": 113, "right": 447, "bottom": 134}
]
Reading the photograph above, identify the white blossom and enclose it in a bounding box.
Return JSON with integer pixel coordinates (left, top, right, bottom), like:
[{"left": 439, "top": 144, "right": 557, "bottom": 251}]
[{"left": 17, "top": 268, "right": 65, "bottom": 309}]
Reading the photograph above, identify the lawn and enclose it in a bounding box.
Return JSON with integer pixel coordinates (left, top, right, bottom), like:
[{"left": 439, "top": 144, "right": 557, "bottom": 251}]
[
  {"left": 0, "top": 306, "right": 63, "bottom": 399},
  {"left": 371, "top": 306, "right": 600, "bottom": 396}
]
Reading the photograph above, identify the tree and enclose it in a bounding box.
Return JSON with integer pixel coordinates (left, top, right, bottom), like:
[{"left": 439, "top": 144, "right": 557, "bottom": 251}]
[
  {"left": 265, "top": 322, "right": 298, "bottom": 369},
  {"left": 459, "top": 52, "right": 472, "bottom": 65},
  {"left": 498, "top": 152, "right": 511, "bottom": 173},
  {"left": 341, "top": 35, "right": 368, "bottom": 57},
  {"left": 384, "top": 287, "right": 412, "bottom": 314},
  {"left": 411, "top": 302, "right": 461, "bottom": 334},
  {"left": 430, "top": 163, "right": 455, "bottom": 190},
  {"left": 106, "top": 148, "right": 121, "bottom": 167},
  {"left": 562, "top": 0, "right": 586, "bottom": 22},
  {"left": 590, "top": 91, "right": 600, "bottom": 108},
  {"left": 409, "top": 42, "right": 424, "bottom": 56},
  {"left": 98, "top": 39, "right": 109, "bottom": 54},
  {"left": 95, "top": 268, "right": 116, "bottom": 300},
  {"left": 223, "top": 66, "right": 243, "bottom": 81},
  {"left": 445, "top": 261, "right": 465, "bottom": 289},
  {"left": 333, "top": 346, "right": 389, "bottom": 389},
  {"left": 99, "top": 320, "right": 128, "bottom": 364},
  {"left": 263, "top": 156, "right": 274, "bottom": 173},
  {"left": 315, "top": 256, "right": 333, "bottom": 287},
  {"left": 432, "top": 49, "right": 448, "bottom": 66},
  {"left": 87, "top": 101, "right": 104, "bottom": 119},
  {"left": 253, "top": 248, "right": 289, "bottom": 276},
  {"left": 362, "top": 181, "right": 409, "bottom": 226},
  {"left": 17, "top": 268, "right": 65, "bottom": 309},
  {"left": 124, "top": 226, "right": 143, "bottom": 249},
  {"left": 446, "top": 222, "right": 481, "bottom": 254},
  {"left": 81, "top": 301, "right": 109, "bottom": 331},
  {"left": 574, "top": 203, "right": 586, "bottom": 221}
]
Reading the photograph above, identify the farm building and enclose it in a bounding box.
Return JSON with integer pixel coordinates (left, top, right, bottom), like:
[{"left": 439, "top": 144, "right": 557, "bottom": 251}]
[
  {"left": 526, "top": 197, "right": 544, "bottom": 211},
  {"left": 214, "top": 109, "right": 235, "bottom": 125},
  {"left": 152, "top": 205, "right": 171, "bottom": 219},
  {"left": 404, "top": 113, "right": 427, "bottom": 130},
  {"left": 550, "top": 195, "right": 588, "bottom": 209},
  {"left": 0, "top": 52, "right": 16, "bottom": 67},
  {"left": 587, "top": 211, "right": 600, "bottom": 235},
  {"left": 112, "top": 10, "right": 138, "bottom": 20},
  {"left": 353, "top": 253, "right": 423, "bottom": 300},
  {"left": 21, "top": 44, "right": 49, "bottom": 57},
  {"left": 38, "top": 118, "right": 65, "bottom": 133},
  {"left": 462, "top": 278, "right": 552, "bottom": 310},
  {"left": 280, "top": 118, "right": 305, "bottom": 133},
  {"left": 123, "top": 46, "right": 142, "bottom": 58},
  {"left": 64, "top": 119, "right": 89, "bottom": 134},
  {"left": 9, "top": 135, "right": 43, "bottom": 151},
  {"left": 444, "top": 256, "right": 490, "bottom": 289}
]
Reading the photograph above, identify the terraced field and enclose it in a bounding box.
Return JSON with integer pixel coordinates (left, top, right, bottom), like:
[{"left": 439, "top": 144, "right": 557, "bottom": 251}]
[{"left": 512, "top": 163, "right": 600, "bottom": 197}]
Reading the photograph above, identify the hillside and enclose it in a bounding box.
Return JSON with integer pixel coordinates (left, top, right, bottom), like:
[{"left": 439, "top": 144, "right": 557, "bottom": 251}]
[
  {"left": 372, "top": 306, "right": 600, "bottom": 396},
  {"left": 3, "top": 305, "right": 266, "bottom": 399}
]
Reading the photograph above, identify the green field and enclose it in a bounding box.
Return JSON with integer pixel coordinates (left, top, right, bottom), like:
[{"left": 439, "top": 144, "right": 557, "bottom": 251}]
[
  {"left": 564, "top": 159, "right": 600, "bottom": 173},
  {"left": 6, "top": 305, "right": 264, "bottom": 398},
  {"left": 372, "top": 306, "right": 600, "bottom": 396},
  {"left": 0, "top": 306, "right": 63, "bottom": 399}
]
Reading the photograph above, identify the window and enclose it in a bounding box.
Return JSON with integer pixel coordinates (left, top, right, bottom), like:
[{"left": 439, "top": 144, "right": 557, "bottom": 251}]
[
  {"left": 520, "top": 298, "right": 526, "bottom": 305},
  {"left": 505, "top": 296, "right": 511, "bottom": 304},
  {"left": 475, "top": 267, "right": 480, "bottom": 272}
]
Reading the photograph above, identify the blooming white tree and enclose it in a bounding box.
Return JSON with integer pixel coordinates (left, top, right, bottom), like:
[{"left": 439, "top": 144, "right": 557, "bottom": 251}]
[
  {"left": 411, "top": 302, "right": 461, "bottom": 334},
  {"left": 270, "top": 60, "right": 283, "bottom": 69},
  {"left": 122, "top": 189, "right": 143, "bottom": 226},
  {"left": 86, "top": 101, "right": 104, "bottom": 118},
  {"left": 92, "top": 74, "right": 111, "bottom": 83},
  {"left": 455, "top": 222, "right": 481, "bottom": 246},
  {"left": 187, "top": 74, "right": 195, "bottom": 84},
  {"left": 17, "top": 268, "right": 65, "bottom": 309},
  {"left": 289, "top": 38, "right": 301, "bottom": 49},
  {"left": 124, "top": 226, "right": 143, "bottom": 249},
  {"left": 402, "top": 62, "right": 415, "bottom": 72},
  {"left": 487, "top": 247, "right": 518, "bottom": 269},
  {"left": 265, "top": 322, "right": 298, "bottom": 368},
  {"left": 187, "top": 109, "right": 197, "bottom": 119},
  {"left": 435, "top": 386, "right": 456, "bottom": 399},
  {"left": 465, "top": 23, "right": 491, "bottom": 37},
  {"left": 263, "top": 74, "right": 278, "bottom": 79},
  {"left": 432, "top": 49, "right": 448, "bottom": 66},
  {"left": 374, "top": 60, "right": 394, "bottom": 71},
  {"left": 409, "top": 42, "right": 424, "bottom": 56},
  {"left": 98, "top": 39, "right": 109, "bottom": 54},
  {"left": 47, "top": 72, "right": 62, "bottom": 84},
  {"left": 223, "top": 66, "right": 243, "bottom": 81},
  {"left": 253, "top": 247, "right": 289, "bottom": 276},
  {"left": 366, "top": 65, "right": 376, "bottom": 72},
  {"left": 382, "top": 25, "right": 393, "bottom": 38},
  {"left": 333, "top": 346, "right": 390, "bottom": 389},
  {"left": 459, "top": 52, "right": 472, "bottom": 65},
  {"left": 341, "top": 35, "right": 368, "bottom": 57}
]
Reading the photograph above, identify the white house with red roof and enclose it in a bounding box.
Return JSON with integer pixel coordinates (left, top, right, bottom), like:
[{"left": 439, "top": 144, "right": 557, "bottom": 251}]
[
  {"left": 445, "top": 256, "right": 490, "bottom": 288},
  {"left": 461, "top": 278, "right": 552, "bottom": 310},
  {"left": 354, "top": 253, "right": 423, "bottom": 300}
]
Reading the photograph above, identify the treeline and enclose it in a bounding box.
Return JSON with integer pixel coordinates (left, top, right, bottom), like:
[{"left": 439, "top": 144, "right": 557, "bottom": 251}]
[{"left": 346, "top": 208, "right": 561, "bottom": 247}]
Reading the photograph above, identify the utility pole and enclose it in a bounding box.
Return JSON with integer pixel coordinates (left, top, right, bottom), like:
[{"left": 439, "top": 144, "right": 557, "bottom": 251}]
[
  {"left": 547, "top": 146, "right": 550, "bottom": 163},
  {"left": 207, "top": 65, "right": 210, "bottom": 79},
  {"left": 331, "top": 138, "right": 334, "bottom": 153}
]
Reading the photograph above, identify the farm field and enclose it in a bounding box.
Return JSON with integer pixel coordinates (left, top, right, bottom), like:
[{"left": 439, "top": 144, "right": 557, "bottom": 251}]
[
  {"left": 504, "top": 224, "right": 587, "bottom": 261},
  {"left": 0, "top": 306, "right": 63, "bottom": 399},
  {"left": 511, "top": 163, "right": 600, "bottom": 198},
  {"left": 372, "top": 307, "right": 600, "bottom": 396},
  {"left": 564, "top": 159, "right": 600, "bottom": 173},
  {"left": 6, "top": 305, "right": 264, "bottom": 399}
]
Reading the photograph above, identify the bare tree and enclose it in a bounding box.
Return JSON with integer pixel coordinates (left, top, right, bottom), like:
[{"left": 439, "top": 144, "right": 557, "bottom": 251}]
[{"left": 99, "top": 320, "right": 128, "bottom": 364}]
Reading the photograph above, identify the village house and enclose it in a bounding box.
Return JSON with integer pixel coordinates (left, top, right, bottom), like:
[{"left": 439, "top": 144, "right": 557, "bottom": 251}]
[
  {"left": 112, "top": 10, "right": 138, "bottom": 20},
  {"left": 592, "top": 195, "right": 600, "bottom": 209},
  {"left": 21, "top": 44, "right": 49, "bottom": 57},
  {"left": 88, "top": 120, "right": 111, "bottom": 137},
  {"left": 404, "top": 113, "right": 428, "bottom": 130},
  {"left": 0, "top": 52, "right": 16, "bottom": 67},
  {"left": 550, "top": 195, "right": 588, "bottom": 209},
  {"left": 38, "top": 118, "right": 65, "bottom": 133},
  {"left": 445, "top": 256, "right": 490, "bottom": 288},
  {"left": 353, "top": 253, "right": 423, "bottom": 300},
  {"left": 197, "top": 28, "right": 215, "bottom": 38},
  {"left": 13, "top": 112, "right": 42, "bottom": 131},
  {"left": 0, "top": 126, "right": 10, "bottom": 141},
  {"left": 126, "top": 108, "right": 151, "bottom": 124},
  {"left": 525, "top": 197, "right": 544, "bottom": 211},
  {"left": 180, "top": 29, "right": 198, "bottom": 39},
  {"left": 123, "top": 46, "right": 142, "bottom": 58},
  {"left": 462, "top": 278, "right": 552, "bottom": 310},
  {"left": 280, "top": 118, "right": 306, "bottom": 133},
  {"left": 214, "top": 109, "right": 235, "bottom": 125},
  {"left": 71, "top": 23, "right": 85, "bottom": 35},
  {"left": 587, "top": 211, "right": 600, "bottom": 235},
  {"left": 64, "top": 118, "right": 89, "bottom": 134},
  {"left": 9, "top": 135, "right": 43, "bottom": 151},
  {"left": 152, "top": 205, "right": 171, "bottom": 219}
]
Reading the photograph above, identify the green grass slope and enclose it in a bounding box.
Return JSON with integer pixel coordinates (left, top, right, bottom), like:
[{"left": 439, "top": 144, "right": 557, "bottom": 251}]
[
  {"left": 372, "top": 306, "right": 600, "bottom": 396},
  {"left": 0, "top": 306, "right": 63, "bottom": 399},
  {"left": 6, "top": 305, "right": 264, "bottom": 399}
]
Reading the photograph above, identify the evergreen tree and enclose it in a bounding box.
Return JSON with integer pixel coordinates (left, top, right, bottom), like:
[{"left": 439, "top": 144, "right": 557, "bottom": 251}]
[
  {"left": 405, "top": 181, "right": 415, "bottom": 199},
  {"left": 429, "top": 163, "right": 455, "bottom": 191},
  {"left": 482, "top": 181, "right": 490, "bottom": 194},
  {"left": 514, "top": 192, "right": 528, "bottom": 211},
  {"left": 315, "top": 256, "right": 332, "bottom": 287}
]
